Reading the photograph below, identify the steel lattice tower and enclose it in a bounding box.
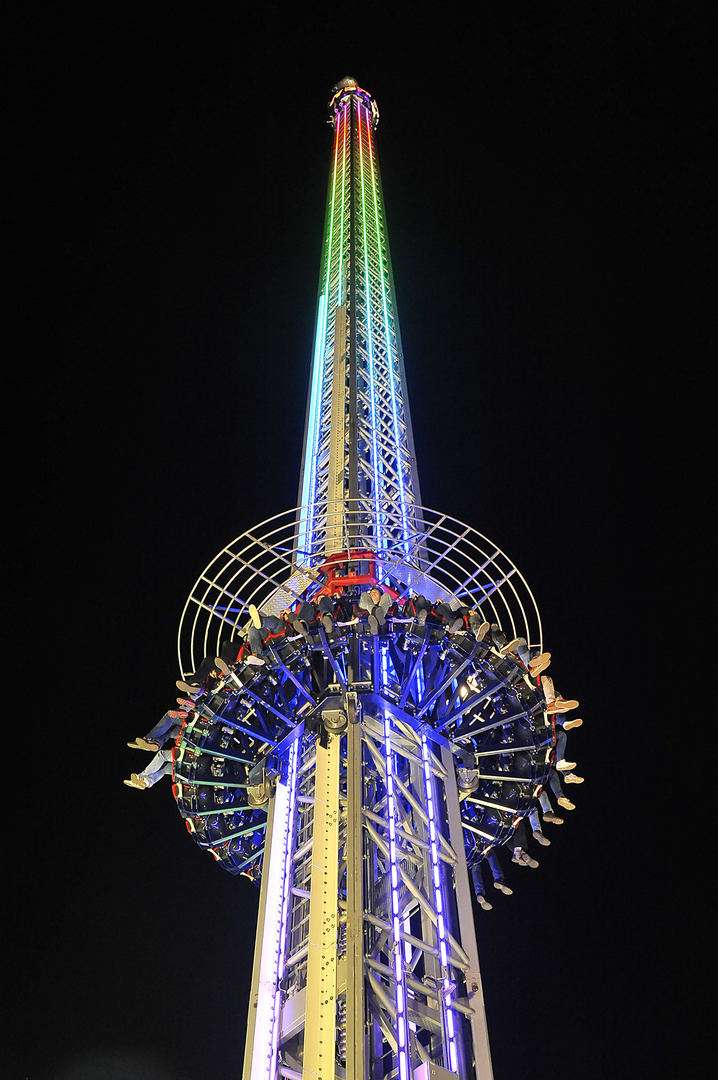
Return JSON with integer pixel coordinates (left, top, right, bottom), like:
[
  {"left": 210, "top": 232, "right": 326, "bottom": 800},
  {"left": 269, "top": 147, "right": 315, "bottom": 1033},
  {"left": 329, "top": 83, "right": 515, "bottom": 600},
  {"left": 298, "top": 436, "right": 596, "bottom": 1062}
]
[
  {"left": 297, "top": 79, "right": 421, "bottom": 565},
  {"left": 172, "top": 78, "right": 554, "bottom": 1080}
]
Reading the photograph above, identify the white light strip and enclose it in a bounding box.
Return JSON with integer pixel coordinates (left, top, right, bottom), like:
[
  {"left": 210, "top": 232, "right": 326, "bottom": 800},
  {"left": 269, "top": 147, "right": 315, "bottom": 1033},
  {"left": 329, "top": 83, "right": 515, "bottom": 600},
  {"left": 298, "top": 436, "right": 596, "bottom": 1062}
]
[{"left": 251, "top": 739, "right": 298, "bottom": 1080}]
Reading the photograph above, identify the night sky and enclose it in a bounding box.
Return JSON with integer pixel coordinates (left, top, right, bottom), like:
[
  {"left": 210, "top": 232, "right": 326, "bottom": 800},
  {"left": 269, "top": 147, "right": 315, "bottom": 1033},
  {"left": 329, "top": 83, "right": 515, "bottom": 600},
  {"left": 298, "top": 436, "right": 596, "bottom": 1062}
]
[{"left": 18, "top": 6, "right": 703, "bottom": 1079}]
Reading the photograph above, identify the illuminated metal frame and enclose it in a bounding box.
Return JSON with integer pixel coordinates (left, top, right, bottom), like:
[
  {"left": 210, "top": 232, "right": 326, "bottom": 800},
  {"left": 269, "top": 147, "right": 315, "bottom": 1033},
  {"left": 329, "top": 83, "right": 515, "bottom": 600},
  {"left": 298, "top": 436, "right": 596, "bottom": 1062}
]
[
  {"left": 297, "top": 82, "right": 421, "bottom": 563},
  {"left": 175, "top": 500, "right": 549, "bottom": 1078},
  {"left": 178, "top": 502, "right": 541, "bottom": 679}
]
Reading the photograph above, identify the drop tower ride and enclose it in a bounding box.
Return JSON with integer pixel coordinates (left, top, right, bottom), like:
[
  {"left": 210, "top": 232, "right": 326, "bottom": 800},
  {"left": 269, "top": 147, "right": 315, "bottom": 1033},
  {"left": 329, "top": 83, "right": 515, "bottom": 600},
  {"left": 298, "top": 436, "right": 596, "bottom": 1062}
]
[{"left": 172, "top": 79, "right": 554, "bottom": 1080}]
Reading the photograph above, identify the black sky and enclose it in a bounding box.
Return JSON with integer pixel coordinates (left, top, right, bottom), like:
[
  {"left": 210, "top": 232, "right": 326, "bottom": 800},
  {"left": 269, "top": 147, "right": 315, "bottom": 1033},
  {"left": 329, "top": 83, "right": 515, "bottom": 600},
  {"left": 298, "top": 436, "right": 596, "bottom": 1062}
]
[{"left": 16, "top": 5, "right": 706, "bottom": 1079}]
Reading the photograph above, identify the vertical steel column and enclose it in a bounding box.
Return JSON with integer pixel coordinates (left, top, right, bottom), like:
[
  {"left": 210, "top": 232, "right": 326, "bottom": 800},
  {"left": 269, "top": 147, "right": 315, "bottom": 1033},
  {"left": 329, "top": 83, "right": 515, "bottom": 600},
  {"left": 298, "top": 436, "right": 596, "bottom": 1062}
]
[
  {"left": 240, "top": 79, "right": 497, "bottom": 1080},
  {"left": 303, "top": 732, "right": 341, "bottom": 1079}
]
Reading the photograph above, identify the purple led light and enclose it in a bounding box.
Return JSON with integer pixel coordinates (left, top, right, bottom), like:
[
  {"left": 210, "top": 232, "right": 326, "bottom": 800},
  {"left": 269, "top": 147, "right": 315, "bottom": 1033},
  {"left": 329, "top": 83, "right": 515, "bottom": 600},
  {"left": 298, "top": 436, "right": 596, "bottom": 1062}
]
[
  {"left": 251, "top": 738, "right": 298, "bottom": 1080},
  {"left": 382, "top": 648, "right": 410, "bottom": 1079},
  {"left": 421, "top": 730, "right": 458, "bottom": 1071}
]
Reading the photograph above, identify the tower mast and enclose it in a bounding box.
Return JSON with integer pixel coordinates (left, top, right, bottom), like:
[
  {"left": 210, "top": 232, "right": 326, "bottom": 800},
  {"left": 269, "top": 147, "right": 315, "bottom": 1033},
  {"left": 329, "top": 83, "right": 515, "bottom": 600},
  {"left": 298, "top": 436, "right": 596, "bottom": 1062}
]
[
  {"left": 244, "top": 80, "right": 490, "bottom": 1080},
  {"left": 174, "top": 78, "right": 552, "bottom": 1080},
  {"left": 298, "top": 78, "right": 421, "bottom": 563}
]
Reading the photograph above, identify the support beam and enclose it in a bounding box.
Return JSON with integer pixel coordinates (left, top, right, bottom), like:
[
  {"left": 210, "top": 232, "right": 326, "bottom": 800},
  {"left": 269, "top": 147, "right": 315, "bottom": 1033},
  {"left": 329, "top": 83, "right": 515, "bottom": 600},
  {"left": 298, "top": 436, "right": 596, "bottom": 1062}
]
[{"left": 303, "top": 732, "right": 340, "bottom": 1080}]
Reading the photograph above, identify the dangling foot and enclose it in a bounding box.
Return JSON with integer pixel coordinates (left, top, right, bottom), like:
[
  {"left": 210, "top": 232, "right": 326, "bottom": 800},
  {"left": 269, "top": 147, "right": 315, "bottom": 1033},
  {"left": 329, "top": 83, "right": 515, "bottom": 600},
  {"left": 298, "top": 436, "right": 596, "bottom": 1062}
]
[
  {"left": 520, "top": 851, "right": 539, "bottom": 869},
  {"left": 542, "top": 812, "right": 564, "bottom": 825},
  {"left": 123, "top": 773, "right": 150, "bottom": 790},
  {"left": 176, "top": 680, "right": 202, "bottom": 698},
  {"left": 321, "top": 613, "right": 334, "bottom": 633},
  {"left": 499, "top": 637, "right": 522, "bottom": 656},
  {"left": 447, "top": 617, "right": 464, "bottom": 634},
  {"left": 493, "top": 881, "right": 513, "bottom": 895},
  {"left": 556, "top": 759, "right": 577, "bottom": 772},
  {"left": 532, "top": 830, "right": 551, "bottom": 846},
  {"left": 214, "top": 658, "right": 231, "bottom": 676},
  {"left": 473, "top": 620, "right": 490, "bottom": 641},
  {"left": 528, "top": 652, "right": 551, "bottom": 676},
  {"left": 245, "top": 654, "right": 266, "bottom": 667},
  {"left": 128, "top": 737, "right": 160, "bottom": 752},
  {"left": 563, "top": 716, "right": 583, "bottom": 730},
  {"left": 547, "top": 696, "right": 579, "bottom": 713},
  {"left": 248, "top": 604, "right": 262, "bottom": 629},
  {"left": 368, "top": 614, "right": 379, "bottom": 635},
  {"left": 557, "top": 796, "right": 575, "bottom": 810},
  {"left": 477, "top": 895, "right": 492, "bottom": 911},
  {"left": 564, "top": 772, "right": 584, "bottom": 784}
]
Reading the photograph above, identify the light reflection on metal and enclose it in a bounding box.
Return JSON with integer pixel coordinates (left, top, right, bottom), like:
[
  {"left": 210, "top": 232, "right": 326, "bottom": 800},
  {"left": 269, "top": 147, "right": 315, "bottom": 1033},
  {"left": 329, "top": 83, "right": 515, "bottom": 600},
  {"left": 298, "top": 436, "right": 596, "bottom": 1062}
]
[{"left": 296, "top": 79, "right": 421, "bottom": 566}]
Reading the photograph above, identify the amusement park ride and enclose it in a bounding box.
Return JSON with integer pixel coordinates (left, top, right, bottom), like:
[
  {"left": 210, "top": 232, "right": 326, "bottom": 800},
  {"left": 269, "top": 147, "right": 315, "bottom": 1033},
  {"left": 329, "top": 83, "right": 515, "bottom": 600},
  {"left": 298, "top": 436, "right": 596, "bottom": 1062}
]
[{"left": 134, "top": 78, "right": 581, "bottom": 1080}]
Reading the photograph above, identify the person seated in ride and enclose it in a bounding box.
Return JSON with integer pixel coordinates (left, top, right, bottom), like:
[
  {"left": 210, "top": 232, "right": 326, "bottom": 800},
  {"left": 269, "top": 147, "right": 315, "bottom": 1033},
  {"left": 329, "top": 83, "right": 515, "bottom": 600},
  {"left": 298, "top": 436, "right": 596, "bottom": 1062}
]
[
  {"left": 540, "top": 674, "right": 579, "bottom": 715},
  {"left": 245, "top": 604, "right": 296, "bottom": 664},
  {"left": 511, "top": 819, "right": 540, "bottom": 869},
  {"left": 315, "top": 593, "right": 355, "bottom": 634},
  {"left": 488, "top": 627, "right": 551, "bottom": 676},
  {"left": 124, "top": 747, "right": 174, "bottom": 791},
  {"left": 358, "top": 585, "right": 392, "bottom": 634},
  {"left": 551, "top": 709, "right": 584, "bottom": 786},
  {"left": 486, "top": 622, "right": 524, "bottom": 656},
  {"left": 471, "top": 848, "right": 513, "bottom": 910},
  {"left": 175, "top": 630, "right": 259, "bottom": 694},
  {"left": 438, "top": 604, "right": 492, "bottom": 640},
  {"left": 528, "top": 796, "right": 552, "bottom": 847},
  {"left": 176, "top": 655, "right": 229, "bottom": 697},
  {"left": 212, "top": 634, "right": 265, "bottom": 683},
  {"left": 402, "top": 593, "right": 439, "bottom": 626},
  {"left": 128, "top": 700, "right": 192, "bottom": 752},
  {"left": 540, "top": 764, "right": 577, "bottom": 814},
  {"left": 218, "top": 634, "right": 250, "bottom": 667},
  {"left": 432, "top": 600, "right": 467, "bottom": 634}
]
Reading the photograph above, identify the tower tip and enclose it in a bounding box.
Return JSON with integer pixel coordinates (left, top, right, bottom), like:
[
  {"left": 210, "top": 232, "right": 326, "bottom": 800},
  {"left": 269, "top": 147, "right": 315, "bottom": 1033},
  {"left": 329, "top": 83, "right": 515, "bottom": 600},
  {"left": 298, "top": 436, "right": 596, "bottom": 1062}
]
[
  {"left": 328, "top": 78, "right": 379, "bottom": 125},
  {"left": 330, "top": 76, "right": 359, "bottom": 94}
]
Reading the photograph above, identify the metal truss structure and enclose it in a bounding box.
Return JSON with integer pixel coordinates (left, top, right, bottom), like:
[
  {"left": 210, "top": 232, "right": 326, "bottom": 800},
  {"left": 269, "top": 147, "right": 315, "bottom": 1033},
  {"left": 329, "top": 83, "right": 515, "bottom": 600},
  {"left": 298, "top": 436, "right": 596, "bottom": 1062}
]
[
  {"left": 166, "top": 80, "right": 556, "bottom": 1080},
  {"left": 298, "top": 78, "right": 421, "bottom": 563},
  {"left": 174, "top": 506, "right": 550, "bottom": 1080}
]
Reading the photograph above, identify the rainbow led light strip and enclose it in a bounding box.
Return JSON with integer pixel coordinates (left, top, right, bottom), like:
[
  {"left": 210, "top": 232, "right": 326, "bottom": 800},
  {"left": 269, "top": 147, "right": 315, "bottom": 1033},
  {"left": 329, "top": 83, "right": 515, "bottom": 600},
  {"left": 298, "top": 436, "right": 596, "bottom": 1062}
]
[
  {"left": 298, "top": 86, "right": 415, "bottom": 563},
  {"left": 357, "top": 100, "right": 383, "bottom": 545},
  {"left": 359, "top": 101, "right": 409, "bottom": 553},
  {"left": 298, "top": 101, "right": 348, "bottom": 559}
]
